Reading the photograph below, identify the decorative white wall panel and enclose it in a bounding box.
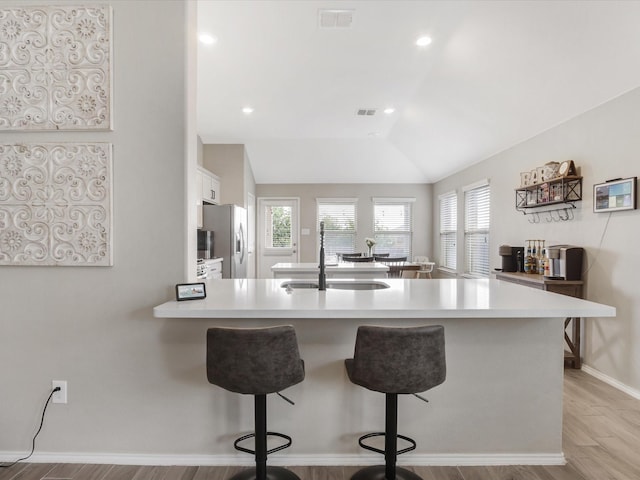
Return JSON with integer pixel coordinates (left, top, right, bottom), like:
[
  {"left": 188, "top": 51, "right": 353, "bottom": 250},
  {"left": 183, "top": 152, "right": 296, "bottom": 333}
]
[
  {"left": 0, "top": 143, "right": 113, "bottom": 266},
  {"left": 0, "top": 5, "right": 112, "bottom": 130}
]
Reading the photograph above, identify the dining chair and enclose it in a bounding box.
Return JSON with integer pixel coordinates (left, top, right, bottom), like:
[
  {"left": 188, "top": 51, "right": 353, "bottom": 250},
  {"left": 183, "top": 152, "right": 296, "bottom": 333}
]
[
  {"left": 414, "top": 256, "right": 435, "bottom": 279},
  {"left": 378, "top": 256, "right": 409, "bottom": 278},
  {"left": 401, "top": 269, "right": 420, "bottom": 279},
  {"left": 344, "top": 256, "right": 374, "bottom": 262}
]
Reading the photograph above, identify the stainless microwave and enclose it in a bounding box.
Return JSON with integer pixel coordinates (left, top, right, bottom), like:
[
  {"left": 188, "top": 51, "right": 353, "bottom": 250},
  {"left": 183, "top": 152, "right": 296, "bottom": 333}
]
[{"left": 197, "top": 230, "right": 214, "bottom": 259}]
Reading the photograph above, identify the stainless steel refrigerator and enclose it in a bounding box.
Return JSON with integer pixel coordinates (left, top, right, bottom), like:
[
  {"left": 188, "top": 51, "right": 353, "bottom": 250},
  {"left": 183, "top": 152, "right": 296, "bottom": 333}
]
[{"left": 201, "top": 204, "right": 247, "bottom": 279}]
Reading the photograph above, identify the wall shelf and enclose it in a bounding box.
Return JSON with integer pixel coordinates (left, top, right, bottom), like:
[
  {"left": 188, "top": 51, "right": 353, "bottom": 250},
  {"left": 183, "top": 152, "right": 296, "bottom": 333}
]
[{"left": 515, "top": 176, "right": 582, "bottom": 212}]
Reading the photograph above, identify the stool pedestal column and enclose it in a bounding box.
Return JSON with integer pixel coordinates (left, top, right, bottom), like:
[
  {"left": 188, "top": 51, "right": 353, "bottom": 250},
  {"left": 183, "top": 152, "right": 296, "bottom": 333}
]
[
  {"left": 351, "top": 393, "right": 422, "bottom": 480},
  {"left": 385, "top": 393, "right": 398, "bottom": 480},
  {"left": 230, "top": 394, "right": 301, "bottom": 480},
  {"left": 255, "top": 395, "right": 267, "bottom": 480}
]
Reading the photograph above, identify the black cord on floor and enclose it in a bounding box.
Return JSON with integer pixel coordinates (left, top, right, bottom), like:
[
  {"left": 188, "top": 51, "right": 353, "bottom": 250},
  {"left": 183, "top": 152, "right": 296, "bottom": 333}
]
[{"left": 0, "top": 387, "right": 59, "bottom": 469}]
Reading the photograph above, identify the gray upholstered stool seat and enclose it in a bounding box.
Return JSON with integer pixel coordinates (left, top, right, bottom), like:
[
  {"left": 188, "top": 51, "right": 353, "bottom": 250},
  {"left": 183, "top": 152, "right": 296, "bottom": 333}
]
[
  {"left": 207, "top": 325, "right": 305, "bottom": 480},
  {"left": 345, "top": 325, "right": 446, "bottom": 480}
]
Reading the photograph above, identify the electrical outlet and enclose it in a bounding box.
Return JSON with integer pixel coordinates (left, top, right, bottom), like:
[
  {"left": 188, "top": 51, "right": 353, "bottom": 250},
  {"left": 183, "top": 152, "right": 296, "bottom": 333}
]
[{"left": 52, "top": 380, "right": 67, "bottom": 404}]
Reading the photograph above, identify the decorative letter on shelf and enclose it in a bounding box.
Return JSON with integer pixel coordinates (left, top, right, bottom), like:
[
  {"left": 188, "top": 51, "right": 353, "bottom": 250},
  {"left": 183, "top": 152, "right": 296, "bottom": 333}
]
[
  {"left": 0, "top": 5, "right": 112, "bottom": 130},
  {"left": 0, "top": 143, "right": 113, "bottom": 266}
]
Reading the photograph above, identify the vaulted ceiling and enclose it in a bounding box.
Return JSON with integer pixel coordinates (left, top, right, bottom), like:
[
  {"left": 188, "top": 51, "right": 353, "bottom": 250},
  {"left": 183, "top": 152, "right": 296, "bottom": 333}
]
[{"left": 197, "top": 0, "right": 640, "bottom": 184}]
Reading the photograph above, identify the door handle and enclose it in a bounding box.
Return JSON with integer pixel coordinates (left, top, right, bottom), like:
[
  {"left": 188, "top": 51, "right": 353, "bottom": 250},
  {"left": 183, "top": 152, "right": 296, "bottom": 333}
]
[{"left": 239, "top": 223, "right": 245, "bottom": 264}]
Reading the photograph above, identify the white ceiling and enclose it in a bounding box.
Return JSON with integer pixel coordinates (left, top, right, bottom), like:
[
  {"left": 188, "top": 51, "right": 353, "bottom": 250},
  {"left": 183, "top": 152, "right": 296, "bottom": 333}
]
[{"left": 197, "top": 0, "right": 640, "bottom": 184}]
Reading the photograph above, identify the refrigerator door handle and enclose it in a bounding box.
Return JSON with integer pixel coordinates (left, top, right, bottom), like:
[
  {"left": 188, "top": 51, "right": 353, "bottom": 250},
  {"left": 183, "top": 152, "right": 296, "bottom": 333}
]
[{"left": 238, "top": 223, "right": 246, "bottom": 264}]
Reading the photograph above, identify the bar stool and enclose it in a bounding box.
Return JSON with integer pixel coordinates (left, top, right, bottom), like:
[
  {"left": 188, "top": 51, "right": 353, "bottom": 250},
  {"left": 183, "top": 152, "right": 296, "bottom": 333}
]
[
  {"left": 207, "top": 325, "right": 305, "bottom": 480},
  {"left": 345, "top": 325, "right": 446, "bottom": 480}
]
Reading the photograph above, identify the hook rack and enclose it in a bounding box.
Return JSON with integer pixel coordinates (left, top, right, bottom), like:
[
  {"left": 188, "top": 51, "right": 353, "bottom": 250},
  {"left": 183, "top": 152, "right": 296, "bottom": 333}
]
[{"left": 521, "top": 203, "right": 576, "bottom": 223}]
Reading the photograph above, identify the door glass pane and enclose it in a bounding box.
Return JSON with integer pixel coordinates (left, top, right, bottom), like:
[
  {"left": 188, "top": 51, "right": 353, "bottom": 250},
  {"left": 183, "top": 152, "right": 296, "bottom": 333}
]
[{"left": 266, "top": 206, "right": 292, "bottom": 248}]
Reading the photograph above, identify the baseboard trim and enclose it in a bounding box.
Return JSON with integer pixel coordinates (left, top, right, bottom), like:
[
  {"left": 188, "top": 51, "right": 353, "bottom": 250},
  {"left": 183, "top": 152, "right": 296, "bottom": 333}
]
[
  {"left": 0, "top": 452, "right": 566, "bottom": 467},
  {"left": 582, "top": 364, "right": 640, "bottom": 400}
]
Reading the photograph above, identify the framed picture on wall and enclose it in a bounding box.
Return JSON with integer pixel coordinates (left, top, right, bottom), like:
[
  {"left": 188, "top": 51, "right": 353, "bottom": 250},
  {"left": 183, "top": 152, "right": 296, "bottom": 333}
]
[{"left": 593, "top": 177, "right": 637, "bottom": 213}]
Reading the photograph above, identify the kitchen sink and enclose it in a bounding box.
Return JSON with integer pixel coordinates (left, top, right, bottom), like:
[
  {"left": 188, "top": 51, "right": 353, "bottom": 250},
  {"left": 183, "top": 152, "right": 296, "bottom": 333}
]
[
  {"left": 281, "top": 280, "right": 390, "bottom": 291},
  {"left": 326, "top": 281, "right": 390, "bottom": 290},
  {"left": 280, "top": 281, "right": 319, "bottom": 289}
]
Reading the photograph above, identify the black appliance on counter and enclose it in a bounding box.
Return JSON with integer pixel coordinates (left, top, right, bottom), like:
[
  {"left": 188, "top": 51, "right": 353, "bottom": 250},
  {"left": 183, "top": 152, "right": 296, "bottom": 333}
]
[
  {"left": 547, "top": 245, "right": 583, "bottom": 280},
  {"left": 197, "top": 230, "right": 214, "bottom": 259},
  {"left": 498, "top": 245, "right": 525, "bottom": 272}
]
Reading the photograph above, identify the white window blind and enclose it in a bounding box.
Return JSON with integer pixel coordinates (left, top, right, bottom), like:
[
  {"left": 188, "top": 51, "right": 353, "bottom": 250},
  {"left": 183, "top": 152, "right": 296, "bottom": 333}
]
[
  {"left": 439, "top": 192, "right": 457, "bottom": 270},
  {"left": 373, "top": 198, "right": 413, "bottom": 258},
  {"left": 464, "top": 182, "right": 490, "bottom": 277},
  {"left": 317, "top": 199, "right": 357, "bottom": 257}
]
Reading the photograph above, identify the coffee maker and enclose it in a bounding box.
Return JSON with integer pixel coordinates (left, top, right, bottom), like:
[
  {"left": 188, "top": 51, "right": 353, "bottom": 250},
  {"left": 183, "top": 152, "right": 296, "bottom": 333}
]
[
  {"left": 498, "top": 245, "right": 524, "bottom": 272},
  {"left": 546, "top": 245, "right": 583, "bottom": 280}
]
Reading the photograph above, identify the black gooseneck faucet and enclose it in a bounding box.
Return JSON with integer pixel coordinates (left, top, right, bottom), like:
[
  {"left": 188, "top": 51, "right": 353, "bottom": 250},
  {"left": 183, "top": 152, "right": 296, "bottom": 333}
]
[{"left": 318, "top": 221, "right": 326, "bottom": 291}]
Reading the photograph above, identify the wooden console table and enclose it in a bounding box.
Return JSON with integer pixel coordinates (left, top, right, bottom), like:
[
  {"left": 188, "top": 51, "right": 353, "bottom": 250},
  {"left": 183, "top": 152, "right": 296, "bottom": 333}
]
[{"left": 494, "top": 271, "right": 584, "bottom": 368}]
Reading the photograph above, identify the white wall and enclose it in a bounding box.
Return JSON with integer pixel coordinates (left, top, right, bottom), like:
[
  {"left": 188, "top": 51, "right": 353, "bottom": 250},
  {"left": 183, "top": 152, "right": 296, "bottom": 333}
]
[
  {"left": 432, "top": 87, "right": 640, "bottom": 392},
  {"left": 203, "top": 144, "right": 249, "bottom": 207},
  {"left": 0, "top": 0, "right": 190, "bottom": 457}
]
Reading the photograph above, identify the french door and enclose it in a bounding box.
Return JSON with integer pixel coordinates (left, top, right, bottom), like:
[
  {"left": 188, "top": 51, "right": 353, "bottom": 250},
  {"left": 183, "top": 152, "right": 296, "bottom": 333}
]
[{"left": 257, "top": 198, "right": 299, "bottom": 278}]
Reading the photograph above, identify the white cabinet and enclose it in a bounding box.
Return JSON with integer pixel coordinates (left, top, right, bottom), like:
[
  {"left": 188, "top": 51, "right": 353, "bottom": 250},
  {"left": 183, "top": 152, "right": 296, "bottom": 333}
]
[
  {"left": 196, "top": 167, "right": 221, "bottom": 228},
  {"left": 204, "top": 258, "right": 223, "bottom": 279},
  {"left": 201, "top": 168, "right": 220, "bottom": 204}
]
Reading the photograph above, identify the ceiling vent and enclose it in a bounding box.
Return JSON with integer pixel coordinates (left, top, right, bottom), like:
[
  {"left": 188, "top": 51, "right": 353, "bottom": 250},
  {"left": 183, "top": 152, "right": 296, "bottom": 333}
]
[
  {"left": 318, "top": 9, "right": 354, "bottom": 29},
  {"left": 357, "top": 108, "right": 377, "bottom": 116}
]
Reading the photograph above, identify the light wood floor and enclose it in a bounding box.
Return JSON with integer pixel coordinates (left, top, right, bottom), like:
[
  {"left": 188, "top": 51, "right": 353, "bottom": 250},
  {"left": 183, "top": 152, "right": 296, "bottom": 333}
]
[{"left": 1, "top": 369, "right": 639, "bottom": 480}]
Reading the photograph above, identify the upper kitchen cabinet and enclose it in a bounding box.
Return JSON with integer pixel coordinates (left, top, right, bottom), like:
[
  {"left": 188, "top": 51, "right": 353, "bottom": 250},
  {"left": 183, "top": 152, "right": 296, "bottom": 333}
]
[
  {"left": 196, "top": 166, "right": 221, "bottom": 228},
  {"left": 200, "top": 167, "right": 221, "bottom": 204},
  {"left": 202, "top": 144, "right": 256, "bottom": 208}
]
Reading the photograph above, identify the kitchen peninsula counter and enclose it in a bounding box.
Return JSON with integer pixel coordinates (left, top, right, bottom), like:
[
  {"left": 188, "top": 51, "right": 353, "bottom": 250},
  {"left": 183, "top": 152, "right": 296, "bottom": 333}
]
[
  {"left": 154, "top": 278, "right": 613, "bottom": 319},
  {"left": 153, "top": 279, "right": 615, "bottom": 466}
]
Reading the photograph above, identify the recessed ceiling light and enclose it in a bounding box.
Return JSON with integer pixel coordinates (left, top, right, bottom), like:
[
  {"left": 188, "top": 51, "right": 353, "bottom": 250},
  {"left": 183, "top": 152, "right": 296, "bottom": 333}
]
[
  {"left": 383, "top": 108, "right": 395, "bottom": 115},
  {"left": 242, "top": 107, "right": 254, "bottom": 114},
  {"left": 415, "top": 36, "right": 432, "bottom": 47},
  {"left": 199, "top": 33, "right": 217, "bottom": 45},
  {"left": 367, "top": 132, "right": 380, "bottom": 137}
]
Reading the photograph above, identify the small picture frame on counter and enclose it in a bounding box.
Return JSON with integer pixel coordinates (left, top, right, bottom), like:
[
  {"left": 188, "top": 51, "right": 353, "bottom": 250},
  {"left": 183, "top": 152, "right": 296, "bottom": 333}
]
[{"left": 175, "top": 282, "right": 207, "bottom": 301}]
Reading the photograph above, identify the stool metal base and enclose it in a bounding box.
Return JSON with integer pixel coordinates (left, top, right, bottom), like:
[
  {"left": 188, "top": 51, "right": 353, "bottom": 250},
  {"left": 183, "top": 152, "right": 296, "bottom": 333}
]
[
  {"left": 350, "top": 465, "right": 423, "bottom": 480},
  {"left": 229, "top": 466, "right": 301, "bottom": 480}
]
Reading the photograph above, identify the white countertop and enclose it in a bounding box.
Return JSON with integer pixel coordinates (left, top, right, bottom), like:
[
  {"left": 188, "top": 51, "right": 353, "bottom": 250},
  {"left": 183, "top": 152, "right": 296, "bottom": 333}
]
[
  {"left": 200, "top": 257, "right": 222, "bottom": 264},
  {"left": 153, "top": 278, "right": 616, "bottom": 319},
  {"left": 271, "top": 262, "right": 389, "bottom": 272}
]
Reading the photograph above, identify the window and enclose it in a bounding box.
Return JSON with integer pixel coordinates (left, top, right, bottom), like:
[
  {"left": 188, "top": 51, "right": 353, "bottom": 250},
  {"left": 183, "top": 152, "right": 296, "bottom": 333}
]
[
  {"left": 373, "top": 198, "right": 414, "bottom": 258},
  {"left": 439, "top": 191, "right": 457, "bottom": 270},
  {"left": 464, "top": 181, "right": 491, "bottom": 277},
  {"left": 317, "top": 199, "right": 357, "bottom": 257}
]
